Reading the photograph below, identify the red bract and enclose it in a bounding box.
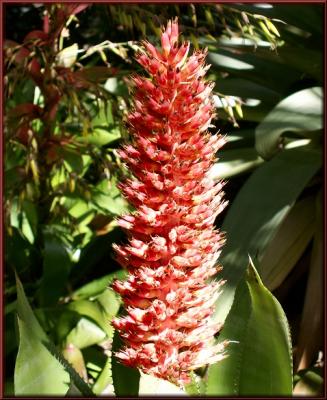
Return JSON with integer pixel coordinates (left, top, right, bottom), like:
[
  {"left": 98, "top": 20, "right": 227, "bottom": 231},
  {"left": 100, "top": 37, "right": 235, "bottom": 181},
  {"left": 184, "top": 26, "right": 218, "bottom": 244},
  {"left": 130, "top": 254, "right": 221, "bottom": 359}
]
[{"left": 112, "top": 19, "right": 228, "bottom": 386}]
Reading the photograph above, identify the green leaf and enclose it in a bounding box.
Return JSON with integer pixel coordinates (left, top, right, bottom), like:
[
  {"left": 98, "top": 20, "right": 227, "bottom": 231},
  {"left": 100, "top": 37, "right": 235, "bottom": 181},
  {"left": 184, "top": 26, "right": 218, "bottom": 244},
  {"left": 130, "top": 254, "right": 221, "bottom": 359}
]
[
  {"left": 93, "top": 357, "right": 115, "bottom": 395},
  {"left": 215, "top": 147, "right": 322, "bottom": 324},
  {"left": 293, "top": 368, "right": 323, "bottom": 396},
  {"left": 14, "top": 274, "right": 69, "bottom": 395},
  {"left": 40, "top": 233, "right": 72, "bottom": 306},
  {"left": 62, "top": 344, "right": 88, "bottom": 382},
  {"left": 217, "top": 77, "right": 280, "bottom": 106},
  {"left": 43, "top": 341, "right": 95, "bottom": 397},
  {"left": 65, "top": 317, "right": 106, "bottom": 349},
  {"left": 14, "top": 317, "right": 70, "bottom": 396},
  {"left": 255, "top": 87, "right": 323, "bottom": 159},
  {"left": 259, "top": 195, "right": 315, "bottom": 290},
  {"left": 16, "top": 273, "right": 46, "bottom": 341},
  {"left": 210, "top": 148, "right": 263, "bottom": 180},
  {"left": 207, "top": 259, "right": 293, "bottom": 396},
  {"left": 139, "top": 372, "right": 186, "bottom": 395},
  {"left": 112, "top": 329, "right": 140, "bottom": 396},
  {"left": 78, "top": 126, "right": 121, "bottom": 146},
  {"left": 96, "top": 288, "right": 121, "bottom": 318},
  {"left": 21, "top": 200, "right": 38, "bottom": 244},
  {"left": 66, "top": 298, "right": 114, "bottom": 338},
  {"left": 15, "top": 274, "right": 94, "bottom": 397},
  {"left": 71, "top": 270, "right": 127, "bottom": 300},
  {"left": 62, "top": 148, "right": 84, "bottom": 174},
  {"left": 92, "top": 179, "right": 129, "bottom": 215}
]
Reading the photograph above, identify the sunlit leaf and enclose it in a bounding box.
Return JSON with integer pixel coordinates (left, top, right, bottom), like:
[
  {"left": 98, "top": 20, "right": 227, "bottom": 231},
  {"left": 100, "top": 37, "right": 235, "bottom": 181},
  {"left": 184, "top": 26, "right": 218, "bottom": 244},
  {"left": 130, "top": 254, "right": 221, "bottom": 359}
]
[
  {"left": 65, "top": 317, "right": 106, "bottom": 349},
  {"left": 210, "top": 148, "right": 263, "bottom": 180},
  {"left": 139, "top": 372, "right": 186, "bottom": 395},
  {"left": 207, "top": 259, "right": 292, "bottom": 395},
  {"left": 14, "top": 317, "right": 70, "bottom": 396},
  {"left": 62, "top": 343, "right": 88, "bottom": 381}
]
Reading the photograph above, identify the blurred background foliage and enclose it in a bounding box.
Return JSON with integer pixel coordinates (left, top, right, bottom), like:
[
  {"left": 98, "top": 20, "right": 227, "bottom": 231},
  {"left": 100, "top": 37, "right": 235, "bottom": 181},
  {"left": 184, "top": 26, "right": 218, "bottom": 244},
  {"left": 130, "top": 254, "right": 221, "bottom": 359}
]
[{"left": 4, "top": 3, "right": 323, "bottom": 396}]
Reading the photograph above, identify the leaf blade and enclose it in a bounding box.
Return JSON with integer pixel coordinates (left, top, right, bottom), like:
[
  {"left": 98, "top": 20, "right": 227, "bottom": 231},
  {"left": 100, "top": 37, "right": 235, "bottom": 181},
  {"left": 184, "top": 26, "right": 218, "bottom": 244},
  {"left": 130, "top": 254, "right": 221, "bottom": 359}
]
[{"left": 207, "top": 260, "right": 293, "bottom": 395}]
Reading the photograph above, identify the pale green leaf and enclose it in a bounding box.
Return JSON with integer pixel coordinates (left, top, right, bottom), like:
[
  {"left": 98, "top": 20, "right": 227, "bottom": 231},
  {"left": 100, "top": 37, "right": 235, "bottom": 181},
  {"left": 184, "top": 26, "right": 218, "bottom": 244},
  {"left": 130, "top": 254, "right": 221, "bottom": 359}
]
[
  {"left": 14, "top": 317, "right": 70, "bottom": 396},
  {"left": 65, "top": 317, "right": 106, "bottom": 349},
  {"left": 139, "top": 372, "right": 186, "bottom": 395}
]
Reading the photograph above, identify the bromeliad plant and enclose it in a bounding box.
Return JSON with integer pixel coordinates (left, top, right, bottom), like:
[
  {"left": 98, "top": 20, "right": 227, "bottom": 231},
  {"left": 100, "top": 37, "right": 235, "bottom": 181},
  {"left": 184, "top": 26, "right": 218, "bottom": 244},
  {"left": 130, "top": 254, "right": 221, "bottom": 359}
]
[{"left": 112, "top": 19, "right": 228, "bottom": 386}]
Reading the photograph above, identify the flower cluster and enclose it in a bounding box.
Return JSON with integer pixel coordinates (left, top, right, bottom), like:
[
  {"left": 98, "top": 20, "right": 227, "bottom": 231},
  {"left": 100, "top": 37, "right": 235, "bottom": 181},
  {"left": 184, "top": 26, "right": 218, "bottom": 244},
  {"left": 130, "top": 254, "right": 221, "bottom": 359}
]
[{"left": 112, "top": 19, "right": 227, "bottom": 386}]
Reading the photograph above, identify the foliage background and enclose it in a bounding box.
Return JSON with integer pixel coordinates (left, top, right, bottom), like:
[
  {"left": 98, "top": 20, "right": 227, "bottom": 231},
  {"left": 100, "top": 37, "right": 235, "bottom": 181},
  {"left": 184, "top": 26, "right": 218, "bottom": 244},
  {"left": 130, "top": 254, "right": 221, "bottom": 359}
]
[{"left": 4, "top": 3, "right": 324, "bottom": 396}]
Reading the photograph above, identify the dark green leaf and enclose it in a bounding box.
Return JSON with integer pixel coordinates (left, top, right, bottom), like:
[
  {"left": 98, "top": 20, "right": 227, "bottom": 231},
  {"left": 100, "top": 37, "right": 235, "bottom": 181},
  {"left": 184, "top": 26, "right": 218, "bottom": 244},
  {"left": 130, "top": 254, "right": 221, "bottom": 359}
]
[
  {"left": 259, "top": 196, "right": 315, "bottom": 290},
  {"left": 112, "top": 329, "right": 140, "bottom": 396},
  {"left": 207, "top": 260, "right": 292, "bottom": 396},
  {"left": 40, "top": 233, "right": 72, "bottom": 306},
  {"left": 214, "top": 147, "right": 322, "bottom": 324},
  {"left": 255, "top": 87, "right": 323, "bottom": 159}
]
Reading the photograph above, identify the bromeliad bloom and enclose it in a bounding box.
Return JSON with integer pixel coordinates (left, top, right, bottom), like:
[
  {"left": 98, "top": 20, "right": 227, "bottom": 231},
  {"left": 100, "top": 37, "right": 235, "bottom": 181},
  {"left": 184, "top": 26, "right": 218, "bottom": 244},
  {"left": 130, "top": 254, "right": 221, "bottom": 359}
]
[{"left": 112, "top": 19, "right": 228, "bottom": 386}]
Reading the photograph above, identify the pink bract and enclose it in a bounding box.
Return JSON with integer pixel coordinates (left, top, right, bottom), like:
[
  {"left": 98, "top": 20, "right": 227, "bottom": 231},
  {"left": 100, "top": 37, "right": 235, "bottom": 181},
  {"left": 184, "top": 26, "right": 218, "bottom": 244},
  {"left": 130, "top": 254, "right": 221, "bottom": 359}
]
[{"left": 112, "top": 18, "right": 228, "bottom": 386}]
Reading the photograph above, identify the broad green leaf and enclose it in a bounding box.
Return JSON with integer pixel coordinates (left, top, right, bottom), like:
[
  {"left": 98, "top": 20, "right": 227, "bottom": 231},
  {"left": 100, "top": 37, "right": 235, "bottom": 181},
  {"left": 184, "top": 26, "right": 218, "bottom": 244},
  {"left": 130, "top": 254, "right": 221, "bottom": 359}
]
[
  {"left": 62, "top": 148, "right": 84, "bottom": 174},
  {"left": 96, "top": 288, "right": 121, "bottom": 318},
  {"left": 139, "top": 372, "right": 186, "bottom": 395},
  {"left": 209, "top": 51, "right": 255, "bottom": 71},
  {"left": 210, "top": 148, "right": 263, "bottom": 180},
  {"left": 259, "top": 195, "right": 315, "bottom": 290},
  {"left": 207, "top": 260, "right": 292, "bottom": 396},
  {"left": 43, "top": 341, "right": 95, "bottom": 397},
  {"left": 255, "top": 87, "right": 323, "bottom": 159},
  {"left": 71, "top": 270, "right": 127, "bottom": 300},
  {"left": 15, "top": 274, "right": 94, "bottom": 396},
  {"left": 16, "top": 273, "right": 46, "bottom": 340},
  {"left": 214, "top": 146, "right": 322, "bottom": 324},
  {"left": 92, "top": 179, "right": 129, "bottom": 215},
  {"left": 65, "top": 317, "right": 106, "bottom": 349},
  {"left": 39, "top": 233, "right": 72, "bottom": 306},
  {"left": 78, "top": 126, "right": 121, "bottom": 146},
  {"left": 112, "top": 329, "right": 140, "bottom": 396},
  {"left": 91, "top": 100, "right": 113, "bottom": 126},
  {"left": 209, "top": 48, "right": 302, "bottom": 93},
  {"left": 14, "top": 317, "right": 70, "bottom": 396},
  {"left": 66, "top": 299, "right": 110, "bottom": 336},
  {"left": 216, "top": 77, "right": 280, "bottom": 106}
]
